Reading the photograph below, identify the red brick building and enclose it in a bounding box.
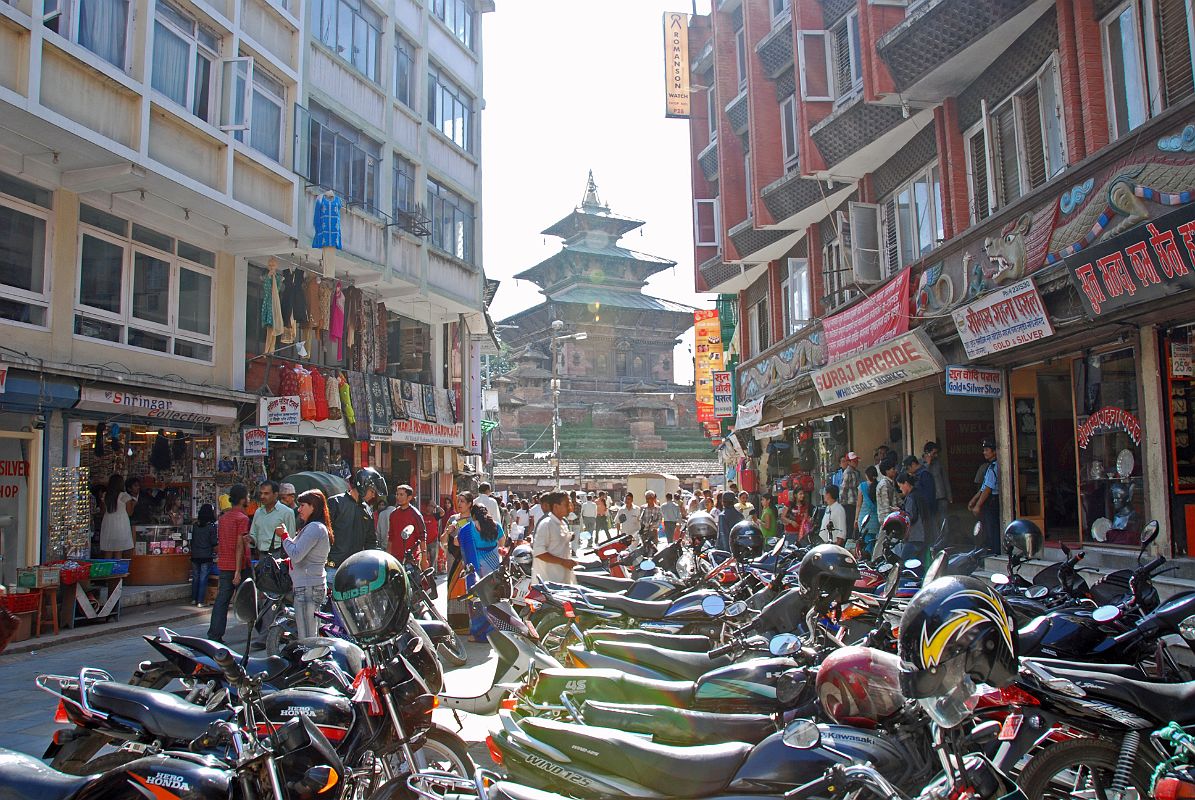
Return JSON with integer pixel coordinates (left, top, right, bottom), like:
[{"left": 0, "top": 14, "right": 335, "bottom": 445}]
[{"left": 688, "top": 0, "right": 1195, "bottom": 565}]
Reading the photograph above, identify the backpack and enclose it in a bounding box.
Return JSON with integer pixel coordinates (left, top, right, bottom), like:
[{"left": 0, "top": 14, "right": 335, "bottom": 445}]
[{"left": 254, "top": 550, "right": 293, "bottom": 597}]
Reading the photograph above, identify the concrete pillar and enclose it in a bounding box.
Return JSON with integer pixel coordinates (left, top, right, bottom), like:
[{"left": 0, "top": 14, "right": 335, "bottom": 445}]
[
  {"left": 994, "top": 370, "right": 1013, "bottom": 530},
  {"left": 1139, "top": 325, "right": 1169, "bottom": 555}
]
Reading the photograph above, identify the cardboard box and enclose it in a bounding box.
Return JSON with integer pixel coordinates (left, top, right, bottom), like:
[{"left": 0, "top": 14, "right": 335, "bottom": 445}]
[{"left": 10, "top": 611, "right": 35, "bottom": 642}]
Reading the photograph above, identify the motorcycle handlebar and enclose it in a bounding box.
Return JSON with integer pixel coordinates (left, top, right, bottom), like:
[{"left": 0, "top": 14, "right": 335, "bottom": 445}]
[
  {"left": 212, "top": 648, "right": 248, "bottom": 687},
  {"left": 1137, "top": 555, "right": 1166, "bottom": 577},
  {"left": 709, "top": 640, "right": 737, "bottom": 658}
]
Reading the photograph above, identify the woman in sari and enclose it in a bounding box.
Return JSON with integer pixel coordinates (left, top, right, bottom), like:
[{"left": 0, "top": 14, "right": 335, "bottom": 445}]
[
  {"left": 443, "top": 492, "right": 473, "bottom": 634},
  {"left": 459, "top": 504, "right": 504, "bottom": 642}
]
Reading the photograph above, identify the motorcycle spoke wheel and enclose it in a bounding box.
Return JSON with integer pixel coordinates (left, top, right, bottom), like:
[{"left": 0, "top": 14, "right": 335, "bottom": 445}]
[
  {"left": 410, "top": 727, "right": 475, "bottom": 778},
  {"left": 1017, "top": 737, "right": 1151, "bottom": 800}
]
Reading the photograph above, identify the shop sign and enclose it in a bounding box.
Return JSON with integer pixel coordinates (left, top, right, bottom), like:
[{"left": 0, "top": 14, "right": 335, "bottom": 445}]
[
  {"left": 754, "top": 422, "right": 784, "bottom": 440},
  {"left": 78, "top": 387, "right": 237, "bottom": 424},
  {"left": 391, "top": 418, "right": 464, "bottom": 447},
  {"left": 0, "top": 363, "right": 7, "bottom": 394},
  {"left": 811, "top": 328, "right": 945, "bottom": 406},
  {"left": 1063, "top": 201, "right": 1195, "bottom": 319},
  {"left": 263, "top": 396, "right": 301, "bottom": 427},
  {"left": 952, "top": 278, "right": 1055, "bottom": 358},
  {"left": 735, "top": 396, "right": 764, "bottom": 429},
  {"left": 822, "top": 268, "right": 911, "bottom": 361},
  {"left": 712, "top": 371, "right": 735, "bottom": 418},
  {"left": 945, "top": 366, "right": 1004, "bottom": 398},
  {"left": 1077, "top": 406, "right": 1142, "bottom": 449},
  {"left": 242, "top": 427, "right": 268, "bottom": 457},
  {"left": 662, "top": 12, "right": 690, "bottom": 118},
  {"left": 1173, "top": 343, "right": 1193, "bottom": 377},
  {"left": 694, "top": 310, "right": 725, "bottom": 422}
]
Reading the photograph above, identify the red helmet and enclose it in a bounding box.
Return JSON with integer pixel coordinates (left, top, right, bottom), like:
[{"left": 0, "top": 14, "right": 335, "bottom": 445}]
[
  {"left": 881, "top": 511, "right": 910, "bottom": 541},
  {"left": 816, "top": 646, "right": 905, "bottom": 728}
]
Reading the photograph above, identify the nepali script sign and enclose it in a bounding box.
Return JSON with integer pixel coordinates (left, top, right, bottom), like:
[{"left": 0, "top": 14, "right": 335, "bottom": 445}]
[
  {"left": 945, "top": 366, "right": 1004, "bottom": 398},
  {"left": 1062, "top": 201, "right": 1195, "bottom": 319},
  {"left": 822, "top": 268, "right": 911, "bottom": 361},
  {"left": 812, "top": 328, "right": 944, "bottom": 406},
  {"left": 952, "top": 278, "right": 1054, "bottom": 359}
]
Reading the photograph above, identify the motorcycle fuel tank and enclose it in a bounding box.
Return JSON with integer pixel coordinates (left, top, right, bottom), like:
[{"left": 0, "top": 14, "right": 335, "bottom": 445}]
[
  {"left": 694, "top": 658, "right": 805, "bottom": 711},
  {"left": 75, "top": 753, "right": 231, "bottom": 800},
  {"left": 261, "top": 687, "right": 355, "bottom": 743},
  {"left": 729, "top": 725, "right": 912, "bottom": 792},
  {"left": 664, "top": 590, "right": 724, "bottom": 621}
]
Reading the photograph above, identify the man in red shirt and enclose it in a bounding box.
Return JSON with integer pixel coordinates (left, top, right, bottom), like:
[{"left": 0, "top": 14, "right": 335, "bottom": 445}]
[
  {"left": 208, "top": 484, "right": 251, "bottom": 643},
  {"left": 388, "top": 484, "right": 427, "bottom": 565}
]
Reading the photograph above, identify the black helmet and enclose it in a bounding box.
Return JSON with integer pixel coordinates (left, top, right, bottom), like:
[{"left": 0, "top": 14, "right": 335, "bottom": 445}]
[
  {"left": 686, "top": 511, "right": 718, "bottom": 543},
  {"left": 351, "top": 467, "right": 388, "bottom": 506},
  {"left": 331, "top": 550, "right": 411, "bottom": 645},
  {"left": 1003, "top": 519, "right": 1043, "bottom": 558},
  {"left": 730, "top": 519, "right": 764, "bottom": 561},
  {"left": 797, "top": 544, "right": 859, "bottom": 610},
  {"left": 881, "top": 511, "right": 910, "bottom": 542},
  {"left": 898, "top": 575, "right": 1017, "bottom": 728}
]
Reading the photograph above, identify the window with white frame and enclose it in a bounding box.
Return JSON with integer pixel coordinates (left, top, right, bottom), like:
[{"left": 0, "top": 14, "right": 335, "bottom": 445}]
[
  {"left": 225, "top": 60, "right": 285, "bottom": 162},
  {"left": 296, "top": 104, "right": 380, "bottom": 211},
  {"left": 1102, "top": 0, "right": 1195, "bottom": 141},
  {"left": 429, "top": 0, "right": 474, "bottom": 51},
  {"left": 780, "top": 257, "right": 811, "bottom": 336},
  {"left": 313, "top": 0, "right": 381, "bottom": 83},
  {"left": 427, "top": 64, "right": 473, "bottom": 152},
  {"left": 0, "top": 174, "right": 52, "bottom": 328},
  {"left": 882, "top": 163, "right": 944, "bottom": 273},
  {"left": 735, "top": 24, "right": 748, "bottom": 87},
  {"left": 427, "top": 177, "right": 474, "bottom": 264},
  {"left": 706, "top": 82, "right": 718, "bottom": 142},
  {"left": 694, "top": 198, "right": 720, "bottom": 247},
  {"left": 395, "top": 33, "right": 416, "bottom": 107},
  {"left": 393, "top": 154, "right": 415, "bottom": 215},
  {"left": 152, "top": 1, "right": 219, "bottom": 123},
  {"left": 780, "top": 94, "right": 798, "bottom": 170},
  {"left": 771, "top": 0, "right": 790, "bottom": 21},
  {"left": 75, "top": 205, "right": 215, "bottom": 361},
  {"left": 747, "top": 298, "right": 769, "bottom": 357},
  {"left": 44, "top": 0, "right": 132, "bottom": 69},
  {"left": 821, "top": 228, "right": 857, "bottom": 310},
  {"left": 832, "top": 11, "right": 862, "bottom": 102},
  {"left": 965, "top": 55, "right": 1066, "bottom": 222}
]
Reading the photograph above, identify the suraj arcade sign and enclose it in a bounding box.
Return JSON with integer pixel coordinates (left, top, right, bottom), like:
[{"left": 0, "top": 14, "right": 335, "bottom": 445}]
[
  {"left": 812, "top": 328, "right": 945, "bottom": 406},
  {"left": 1063, "top": 201, "right": 1195, "bottom": 319}
]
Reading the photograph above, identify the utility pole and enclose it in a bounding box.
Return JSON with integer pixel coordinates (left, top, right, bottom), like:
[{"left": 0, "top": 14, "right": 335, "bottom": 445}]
[{"left": 549, "top": 319, "right": 587, "bottom": 489}]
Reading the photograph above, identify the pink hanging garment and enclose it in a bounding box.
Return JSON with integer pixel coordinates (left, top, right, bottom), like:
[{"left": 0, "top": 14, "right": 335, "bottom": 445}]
[{"left": 329, "top": 281, "right": 346, "bottom": 360}]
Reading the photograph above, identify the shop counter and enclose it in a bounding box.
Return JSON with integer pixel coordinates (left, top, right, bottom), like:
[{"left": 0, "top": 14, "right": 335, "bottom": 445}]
[{"left": 126, "top": 553, "right": 191, "bottom": 585}]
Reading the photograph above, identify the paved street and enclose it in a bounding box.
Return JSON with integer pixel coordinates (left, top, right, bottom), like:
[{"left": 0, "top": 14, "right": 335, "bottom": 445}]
[{"left": 0, "top": 603, "right": 501, "bottom": 767}]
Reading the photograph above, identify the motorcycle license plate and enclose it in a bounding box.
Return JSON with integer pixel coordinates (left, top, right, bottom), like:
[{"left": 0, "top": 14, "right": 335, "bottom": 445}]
[{"left": 998, "top": 713, "right": 1023, "bottom": 741}]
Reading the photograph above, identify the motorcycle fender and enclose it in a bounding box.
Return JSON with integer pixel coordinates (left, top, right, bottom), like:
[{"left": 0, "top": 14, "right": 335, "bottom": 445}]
[
  {"left": 416, "top": 619, "right": 452, "bottom": 641},
  {"left": 990, "top": 706, "right": 1064, "bottom": 773}
]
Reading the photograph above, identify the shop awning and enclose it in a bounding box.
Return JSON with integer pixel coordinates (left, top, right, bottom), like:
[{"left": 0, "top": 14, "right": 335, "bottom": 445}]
[
  {"left": 75, "top": 386, "right": 238, "bottom": 425},
  {"left": 0, "top": 370, "right": 78, "bottom": 412}
]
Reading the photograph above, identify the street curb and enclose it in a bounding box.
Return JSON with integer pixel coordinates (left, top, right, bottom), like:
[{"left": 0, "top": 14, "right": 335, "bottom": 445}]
[{"left": 2, "top": 605, "right": 210, "bottom": 656}]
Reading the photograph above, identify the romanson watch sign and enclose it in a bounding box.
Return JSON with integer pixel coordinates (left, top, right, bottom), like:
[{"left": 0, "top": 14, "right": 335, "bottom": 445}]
[{"left": 811, "top": 328, "right": 945, "bottom": 406}]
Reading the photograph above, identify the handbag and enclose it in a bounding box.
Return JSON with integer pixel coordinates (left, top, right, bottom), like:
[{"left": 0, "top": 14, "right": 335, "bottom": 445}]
[{"left": 254, "top": 550, "right": 293, "bottom": 596}]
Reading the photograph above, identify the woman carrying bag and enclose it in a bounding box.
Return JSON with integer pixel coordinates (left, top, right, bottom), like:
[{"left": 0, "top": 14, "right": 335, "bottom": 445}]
[
  {"left": 280, "top": 490, "right": 332, "bottom": 641},
  {"left": 459, "top": 504, "right": 504, "bottom": 642}
]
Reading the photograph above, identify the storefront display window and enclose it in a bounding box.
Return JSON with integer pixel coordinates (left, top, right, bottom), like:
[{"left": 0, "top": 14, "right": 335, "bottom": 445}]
[{"left": 1073, "top": 347, "right": 1144, "bottom": 545}]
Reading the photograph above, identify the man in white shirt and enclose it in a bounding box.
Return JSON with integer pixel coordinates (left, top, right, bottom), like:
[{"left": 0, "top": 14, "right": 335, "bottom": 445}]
[
  {"left": 474, "top": 482, "right": 500, "bottom": 522},
  {"left": 819, "top": 484, "right": 848, "bottom": 546},
  {"left": 581, "top": 494, "right": 598, "bottom": 537},
  {"left": 532, "top": 491, "right": 576, "bottom": 584},
  {"left": 529, "top": 493, "right": 546, "bottom": 529},
  {"left": 618, "top": 492, "right": 642, "bottom": 541}
]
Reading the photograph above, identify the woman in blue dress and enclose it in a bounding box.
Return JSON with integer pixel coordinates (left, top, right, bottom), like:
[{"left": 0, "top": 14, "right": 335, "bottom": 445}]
[{"left": 459, "top": 504, "right": 504, "bottom": 642}]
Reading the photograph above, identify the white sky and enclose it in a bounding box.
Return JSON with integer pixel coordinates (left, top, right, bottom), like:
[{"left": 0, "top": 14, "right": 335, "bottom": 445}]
[{"left": 481, "top": 0, "right": 717, "bottom": 386}]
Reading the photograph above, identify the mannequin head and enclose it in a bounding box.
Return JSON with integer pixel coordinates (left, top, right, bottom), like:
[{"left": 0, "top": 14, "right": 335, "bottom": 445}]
[{"left": 267, "top": 256, "right": 278, "bottom": 274}]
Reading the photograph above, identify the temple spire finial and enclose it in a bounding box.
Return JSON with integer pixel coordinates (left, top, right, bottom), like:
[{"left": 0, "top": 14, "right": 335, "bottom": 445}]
[{"left": 580, "top": 170, "right": 607, "bottom": 211}]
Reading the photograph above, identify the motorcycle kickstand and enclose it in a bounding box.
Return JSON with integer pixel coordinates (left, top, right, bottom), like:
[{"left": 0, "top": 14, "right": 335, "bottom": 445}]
[{"left": 451, "top": 709, "right": 465, "bottom": 731}]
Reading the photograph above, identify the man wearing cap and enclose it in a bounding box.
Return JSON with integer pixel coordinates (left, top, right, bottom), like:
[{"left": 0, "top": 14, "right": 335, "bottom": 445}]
[
  {"left": 278, "top": 483, "right": 298, "bottom": 511},
  {"left": 969, "top": 439, "right": 1001, "bottom": 555},
  {"left": 839, "top": 452, "right": 860, "bottom": 540}
]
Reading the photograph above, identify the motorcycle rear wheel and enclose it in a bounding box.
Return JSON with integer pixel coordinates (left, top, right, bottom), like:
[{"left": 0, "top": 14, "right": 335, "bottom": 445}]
[
  {"left": 1017, "top": 737, "right": 1152, "bottom": 800},
  {"left": 536, "top": 612, "right": 584, "bottom": 662}
]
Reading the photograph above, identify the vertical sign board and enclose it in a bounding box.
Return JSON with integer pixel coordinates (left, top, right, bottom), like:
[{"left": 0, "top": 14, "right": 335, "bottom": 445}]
[
  {"left": 694, "top": 310, "right": 723, "bottom": 422},
  {"left": 663, "top": 12, "right": 690, "bottom": 118},
  {"left": 712, "top": 371, "right": 735, "bottom": 418}
]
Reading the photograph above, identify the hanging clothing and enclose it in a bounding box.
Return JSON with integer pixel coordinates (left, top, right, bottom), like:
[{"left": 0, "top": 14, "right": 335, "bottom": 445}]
[
  {"left": 298, "top": 367, "right": 317, "bottom": 420},
  {"left": 318, "top": 280, "right": 333, "bottom": 331},
  {"left": 325, "top": 370, "right": 343, "bottom": 420},
  {"left": 261, "top": 270, "right": 283, "bottom": 330},
  {"left": 305, "top": 276, "right": 323, "bottom": 331},
  {"left": 375, "top": 302, "right": 389, "bottom": 373},
  {"left": 338, "top": 374, "right": 355, "bottom": 426},
  {"left": 312, "top": 194, "right": 343, "bottom": 249},
  {"left": 311, "top": 369, "right": 329, "bottom": 421},
  {"left": 354, "top": 297, "right": 375, "bottom": 373},
  {"left": 344, "top": 287, "right": 364, "bottom": 366},
  {"left": 278, "top": 363, "right": 300, "bottom": 397},
  {"left": 329, "top": 282, "right": 346, "bottom": 361},
  {"left": 286, "top": 270, "right": 309, "bottom": 326}
]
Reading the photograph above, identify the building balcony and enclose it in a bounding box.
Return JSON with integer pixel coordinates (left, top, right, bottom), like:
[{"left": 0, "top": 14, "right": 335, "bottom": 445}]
[
  {"left": 692, "top": 39, "right": 714, "bottom": 75},
  {"left": 726, "top": 88, "right": 749, "bottom": 135},
  {"left": 760, "top": 170, "right": 852, "bottom": 231},
  {"left": 756, "top": 13, "right": 793, "bottom": 78},
  {"left": 698, "top": 139, "right": 719, "bottom": 183},
  {"left": 876, "top": 0, "right": 1054, "bottom": 102},
  {"left": 698, "top": 252, "right": 768, "bottom": 295},
  {"left": 809, "top": 94, "right": 935, "bottom": 179},
  {"left": 817, "top": 0, "right": 856, "bottom": 27},
  {"left": 728, "top": 215, "right": 793, "bottom": 264}
]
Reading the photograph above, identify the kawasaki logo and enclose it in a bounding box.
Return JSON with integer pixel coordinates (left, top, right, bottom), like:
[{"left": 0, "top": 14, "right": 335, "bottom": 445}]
[
  {"left": 146, "top": 773, "right": 191, "bottom": 791},
  {"left": 331, "top": 572, "right": 386, "bottom": 601}
]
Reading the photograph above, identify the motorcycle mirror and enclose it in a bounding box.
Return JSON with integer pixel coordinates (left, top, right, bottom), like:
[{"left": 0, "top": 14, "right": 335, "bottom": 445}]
[
  {"left": 232, "top": 579, "right": 259, "bottom": 625},
  {"left": 973, "top": 522, "right": 982, "bottom": 539},
  {"left": 857, "top": 514, "right": 871, "bottom": 532},
  {"left": 301, "top": 644, "right": 332, "bottom": 663},
  {"left": 769, "top": 535, "right": 786, "bottom": 558},
  {"left": 782, "top": 719, "right": 822, "bottom": 750},
  {"left": 702, "top": 595, "right": 727, "bottom": 617},
  {"left": 1060, "top": 541, "right": 1071, "bottom": 557},
  {"left": 1179, "top": 614, "right": 1195, "bottom": 641},
  {"left": 1141, "top": 520, "right": 1160, "bottom": 548},
  {"left": 639, "top": 559, "right": 657, "bottom": 572},
  {"left": 884, "top": 564, "right": 901, "bottom": 599},
  {"left": 1026, "top": 585, "right": 1049, "bottom": 599},
  {"left": 990, "top": 573, "right": 1011, "bottom": 586},
  {"left": 1092, "top": 605, "right": 1122, "bottom": 623},
  {"left": 904, "top": 558, "right": 922, "bottom": 571},
  {"left": 769, "top": 632, "right": 801, "bottom": 656},
  {"left": 726, "top": 600, "right": 748, "bottom": 618},
  {"left": 402, "top": 524, "right": 416, "bottom": 538}
]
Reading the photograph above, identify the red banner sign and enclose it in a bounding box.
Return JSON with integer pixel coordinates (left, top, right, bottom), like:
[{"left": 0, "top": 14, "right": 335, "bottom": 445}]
[{"left": 822, "top": 269, "right": 911, "bottom": 361}]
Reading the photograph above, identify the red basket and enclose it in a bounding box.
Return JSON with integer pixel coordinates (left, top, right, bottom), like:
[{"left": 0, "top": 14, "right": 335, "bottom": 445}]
[
  {"left": 2, "top": 592, "right": 40, "bottom": 614},
  {"left": 48, "top": 561, "right": 90, "bottom": 584}
]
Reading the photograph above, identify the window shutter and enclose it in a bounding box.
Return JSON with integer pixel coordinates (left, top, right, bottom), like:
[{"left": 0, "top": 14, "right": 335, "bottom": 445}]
[
  {"left": 991, "top": 103, "right": 1020, "bottom": 207},
  {"left": 219, "top": 57, "right": 253, "bottom": 132},
  {"left": 797, "top": 31, "right": 833, "bottom": 101},
  {"left": 968, "top": 130, "right": 990, "bottom": 221},
  {"left": 883, "top": 196, "right": 899, "bottom": 276},
  {"left": 1020, "top": 85, "right": 1047, "bottom": 190},
  {"left": 848, "top": 202, "right": 882, "bottom": 284},
  {"left": 1158, "top": 0, "right": 1195, "bottom": 107},
  {"left": 833, "top": 22, "right": 851, "bottom": 99}
]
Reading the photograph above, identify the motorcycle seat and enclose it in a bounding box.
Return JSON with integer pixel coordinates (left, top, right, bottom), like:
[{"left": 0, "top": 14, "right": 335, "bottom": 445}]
[
  {"left": 534, "top": 667, "right": 695, "bottom": 707},
  {"left": 1023, "top": 657, "right": 1149, "bottom": 681},
  {"left": 171, "top": 635, "right": 290, "bottom": 682},
  {"left": 582, "top": 593, "right": 673, "bottom": 620},
  {"left": 588, "top": 641, "right": 731, "bottom": 681},
  {"left": 581, "top": 701, "right": 776, "bottom": 745},
  {"left": 519, "top": 717, "right": 752, "bottom": 796},
  {"left": 0, "top": 748, "right": 93, "bottom": 800},
  {"left": 576, "top": 573, "right": 636, "bottom": 593},
  {"left": 87, "top": 681, "right": 233, "bottom": 742},
  {"left": 1033, "top": 666, "right": 1195, "bottom": 725},
  {"left": 586, "top": 628, "right": 712, "bottom": 652}
]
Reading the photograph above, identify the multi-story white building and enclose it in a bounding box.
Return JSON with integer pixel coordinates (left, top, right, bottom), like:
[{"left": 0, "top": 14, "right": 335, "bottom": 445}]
[{"left": 0, "top": 0, "right": 492, "bottom": 579}]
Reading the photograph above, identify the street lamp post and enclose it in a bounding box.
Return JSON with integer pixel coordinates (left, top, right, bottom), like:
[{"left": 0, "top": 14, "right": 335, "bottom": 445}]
[{"left": 549, "top": 320, "right": 587, "bottom": 489}]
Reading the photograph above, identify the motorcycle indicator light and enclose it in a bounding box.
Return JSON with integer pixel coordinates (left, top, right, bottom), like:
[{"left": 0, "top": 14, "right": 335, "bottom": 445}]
[
  {"left": 563, "top": 601, "right": 576, "bottom": 619},
  {"left": 500, "top": 698, "right": 518, "bottom": 711},
  {"left": 53, "top": 701, "right": 70, "bottom": 725},
  {"left": 1155, "top": 776, "right": 1195, "bottom": 800},
  {"left": 485, "top": 735, "right": 504, "bottom": 766}
]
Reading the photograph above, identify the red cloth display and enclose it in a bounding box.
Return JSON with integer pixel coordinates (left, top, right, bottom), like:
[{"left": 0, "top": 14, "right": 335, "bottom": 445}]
[
  {"left": 311, "top": 369, "right": 329, "bottom": 421},
  {"left": 297, "top": 367, "right": 317, "bottom": 420}
]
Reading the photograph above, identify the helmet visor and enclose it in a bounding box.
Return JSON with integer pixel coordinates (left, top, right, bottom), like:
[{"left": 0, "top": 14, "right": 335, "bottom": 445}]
[
  {"left": 335, "top": 585, "right": 400, "bottom": 642},
  {"left": 916, "top": 676, "right": 977, "bottom": 729}
]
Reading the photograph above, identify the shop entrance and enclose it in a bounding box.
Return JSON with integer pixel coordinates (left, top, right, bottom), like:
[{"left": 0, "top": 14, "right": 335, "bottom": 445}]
[{"left": 1010, "top": 364, "right": 1080, "bottom": 542}]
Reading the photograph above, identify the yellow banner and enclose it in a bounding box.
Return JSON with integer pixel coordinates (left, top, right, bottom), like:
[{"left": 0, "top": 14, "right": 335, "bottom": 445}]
[
  {"left": 694, "top": 309, "right": 724, "bottom": 422},
  {"left": 663, "top": 12, "right": 690, "bottom": 118}
]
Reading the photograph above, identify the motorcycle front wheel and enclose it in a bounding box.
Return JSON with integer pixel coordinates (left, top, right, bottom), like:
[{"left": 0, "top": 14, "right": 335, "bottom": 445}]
[
  {"left": 536, "top": 612, "right": 585, "bottom": 662},
  {"left": 1016, "top": 737, "right": 1152, "bottom": 800}
]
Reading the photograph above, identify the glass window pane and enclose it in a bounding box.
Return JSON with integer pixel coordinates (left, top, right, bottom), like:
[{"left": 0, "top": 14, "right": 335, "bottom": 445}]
[
  {"left": 0, "top": 299, "right": 46, "bottom": 326},
  {"left": 914, "top": 175, "right": 934, "bottom": 256},
  {"left": 152, "top": 21, "right": 190, "bottom": 106},
  {"left": 174, "top": 339, "right": 212, "bottom": 360},
  {"left": 250, "top": 89, "right": 282, "bottom": 161},
  {"left": 75, "top": 314, "right": 122, "bottom": 341},
  {"left": 77, "top": 0, "right": 128, "bottom": 68},
  {"left": 337, "top": 1, "right": 352, "bottom": 57},
  {"left": 128, "top": 327, "right": 170, "bottom": 352},
  {"left": 132, "top": 223, "right": 174, "bottom": 253},
  {"left": 0, "top": 205, "right": 46, "bottom": 294},
  {"left": 896, "top": 187, "right": 914, "bottom": 266},
  {"left": 931, "top": 165, "right": 944, "bottom": 246},
  {"left": 177, "top": 268, "right": 211, "bottom": 335},
  {"left": 178, "top": 240, "right": 215, "bottom": 268},
  {"left": 318, "top": 0, "right": 335, "bottom": 46},
  {"left": 193, "top": 53, "right": 212, "bottom": 120},
  {"left": 132, "top": 251, "right": 171, "bottom": 325},
  {"left": 79, "top": 234, "right": 124, "bottom": 313},
  {"left": 1108, "top": 8, "right": 1148, "bottom": 134},
  {"left": 80, "top": 203, "right": 127, "bottom": 236},
  {"left": 0, "top": 174, "right": 52, "bottom": 209}
]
